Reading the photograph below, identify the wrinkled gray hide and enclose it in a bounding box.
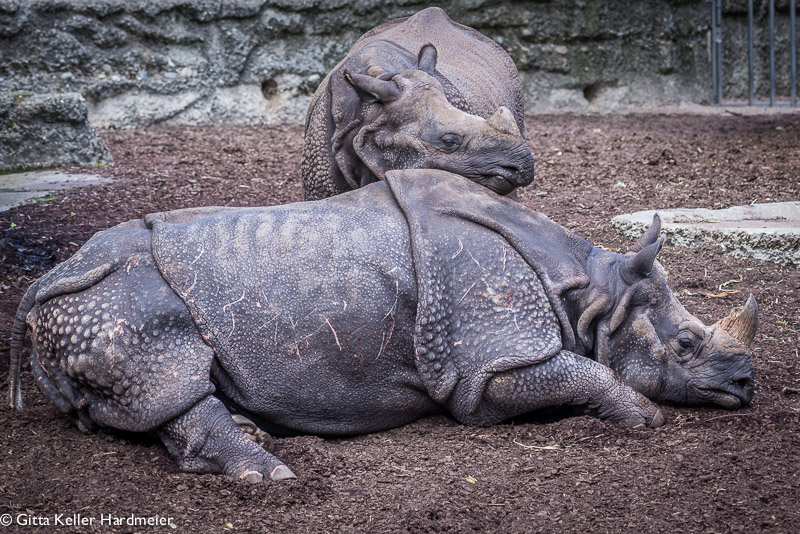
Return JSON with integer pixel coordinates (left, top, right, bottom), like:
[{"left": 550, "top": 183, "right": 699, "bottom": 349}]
[
  {"left": 302, "top": 7, "right": 534, "bottom": 200},
  {"left": 8, "top": 170, "right": 756, "bottom": 482}
]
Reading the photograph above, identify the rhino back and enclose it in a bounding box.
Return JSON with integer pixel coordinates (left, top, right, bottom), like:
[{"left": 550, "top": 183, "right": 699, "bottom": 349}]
[
  {"left": 303, "top": 8, "right": 527, "bottom": 200},
  {"left": 302, "top": 81, "right": 347, "bottom": 199},
  {"left": 149, "top": 185, "right": 436, "bottom": 435}
]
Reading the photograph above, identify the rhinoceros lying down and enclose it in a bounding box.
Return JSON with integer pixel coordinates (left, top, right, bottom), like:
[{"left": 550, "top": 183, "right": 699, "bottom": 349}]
[
  {"left": 302, "top": 7, "right": 535, "bottom": 200},
  {"left": 8, "top": 170, "right": 756, "bottom": 482}
]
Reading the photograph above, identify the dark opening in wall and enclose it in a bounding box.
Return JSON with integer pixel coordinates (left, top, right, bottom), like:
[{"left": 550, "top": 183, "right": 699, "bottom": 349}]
[
  {"left": 583, "top": 83, "right": 599, "bottom": 103},
  {"left": 261, "top": 79, "right": 278, "bottom": 99}
]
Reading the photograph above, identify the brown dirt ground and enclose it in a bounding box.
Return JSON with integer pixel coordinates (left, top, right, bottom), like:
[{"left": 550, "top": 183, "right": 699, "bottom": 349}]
[{"left": 1, "top": 113, "right": 799, "bottom": 533}]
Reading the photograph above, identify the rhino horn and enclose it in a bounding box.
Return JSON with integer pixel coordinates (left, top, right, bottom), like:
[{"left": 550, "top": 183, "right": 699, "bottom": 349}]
[
  {"left": 629, "top": 213, "right": 662, "bottom": 253},
  {"left": 622, "top": 236, "right": 664, "bottom": 279},
  {"left": 344, "top": 70, "right": 401, "bottom": 103},
  {"left": 716, "top": 294, "right": 759, "bottom": 347},
  {"left": 486, "top": 106, "right": 521, "bottom": 137},
  {"left": 417, "top": 43, "right": 438, "bottom": 74}
]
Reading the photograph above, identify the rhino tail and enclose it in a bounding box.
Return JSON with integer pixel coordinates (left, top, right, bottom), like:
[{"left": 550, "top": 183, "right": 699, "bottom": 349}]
[
  {"left": 8, "top": 259, "right": 122, "bottom": 412},
  {"left": 8, "top": 277, "right": 44, "bottom": 412}
]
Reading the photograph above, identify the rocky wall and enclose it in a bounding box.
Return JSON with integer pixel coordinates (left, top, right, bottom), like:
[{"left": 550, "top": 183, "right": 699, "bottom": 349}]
[
  {"left": 0, "top": 92, "right": 112, "bottom": 171},
  {"left": 0, "top": 1, "right": 737, "bottom": 128}
]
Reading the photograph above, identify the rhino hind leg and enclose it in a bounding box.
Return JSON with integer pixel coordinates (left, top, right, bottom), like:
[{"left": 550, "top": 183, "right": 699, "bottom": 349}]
[
  {"left": 30, "top": 256, "right": 216, "bottom": 430},
  {"left": 29, "top": 255, "right": 293, "bottom": 482},
  {"left": 158, "top": 396, "right": 294, "bottom": 483},
  {"left": 231, "top": 414, "right": 275, "bottom": 453}
]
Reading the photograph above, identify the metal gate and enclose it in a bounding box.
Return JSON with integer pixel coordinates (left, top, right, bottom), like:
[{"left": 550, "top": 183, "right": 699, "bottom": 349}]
[{"left": 709, "top": 0, "right": 798, "bottom": 106}]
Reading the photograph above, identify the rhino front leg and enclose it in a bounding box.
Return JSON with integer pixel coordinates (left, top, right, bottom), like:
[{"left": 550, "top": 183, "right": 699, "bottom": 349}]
[
  {"left": 485, "top": 350, "right": 665, "bottom": 428},
  {"left": 157, "top": 396, "right": 295, "bottom": 483}
]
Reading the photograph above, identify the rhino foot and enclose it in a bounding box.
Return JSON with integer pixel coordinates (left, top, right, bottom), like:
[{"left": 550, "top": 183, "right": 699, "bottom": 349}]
[
  {"left": 270, "top": 465, "right": 297, "bottom": 481},
  {"left": 158, "top": 396, "right": 293, "bottom": 483},
  {"left": 241, "top": 470, "right": 264, "bottom": 484},
  {"left": 239, "top": 466, "right": 295, "bottom": 484},
  {"left": 596, "top": 380, "right": 665, "bottom": 429},
  {"left": 231, "top": 414, "right": 275, "bottom": 453}
]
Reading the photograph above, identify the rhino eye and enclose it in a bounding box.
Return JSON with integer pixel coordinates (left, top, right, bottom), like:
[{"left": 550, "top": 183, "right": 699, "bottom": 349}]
[
  {"left": 439, "top": 134, "right": 462, "bottom": 151},
  {"left": 676, "top": 331, "right": 699, "bottom": 357}
]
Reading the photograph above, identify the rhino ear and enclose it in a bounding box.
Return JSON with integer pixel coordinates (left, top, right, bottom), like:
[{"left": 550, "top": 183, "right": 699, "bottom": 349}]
[
  {"left": 629, "top": 213, "right": 662, "bottom": 253},
  {"left": 622, "top": 236, "right": 664, "bottom": 279},
  {"left": 417, "top": 43, "right": 438, "bottom": 74},
  {"left": 344, "top": 70, "right": 401, "bottom": 104}
]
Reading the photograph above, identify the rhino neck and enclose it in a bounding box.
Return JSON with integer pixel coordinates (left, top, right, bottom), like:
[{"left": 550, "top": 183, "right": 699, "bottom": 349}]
[
  {"left": 331, "top": 102, "right": 375, "bottom": 190},
  {"left": 559, "top": 248, "right": 625, "bottom": 363}
]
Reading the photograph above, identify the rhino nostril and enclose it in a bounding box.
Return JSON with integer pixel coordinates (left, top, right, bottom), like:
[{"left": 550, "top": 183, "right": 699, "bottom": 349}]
[
  {"left": 734, "top": 377, "right": 752, "bottom": 390},
  {"left": 500, "top": 165, "right": 517, "bottom": 175}
]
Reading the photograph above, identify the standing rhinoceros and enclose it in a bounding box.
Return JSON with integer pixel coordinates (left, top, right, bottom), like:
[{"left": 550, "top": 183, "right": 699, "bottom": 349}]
[
  {"left": 8, "top": 170, "right": 756, "bottom": 482},
  {"left": 302, "top": 7, "right": 535, "bottom": 200}
]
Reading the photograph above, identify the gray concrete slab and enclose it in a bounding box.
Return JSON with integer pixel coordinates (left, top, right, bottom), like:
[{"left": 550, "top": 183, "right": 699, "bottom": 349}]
[
  {"left": 610, "top": 202, "right": 800, "bottom": 267},
  {"left": 0, "top": 170, "right": 110, "bottom": 212}
]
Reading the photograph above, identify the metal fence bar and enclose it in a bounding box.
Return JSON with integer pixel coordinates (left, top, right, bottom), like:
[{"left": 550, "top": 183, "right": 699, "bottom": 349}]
[
  {"left": 748, "top": 0, "right": 755, "bottom": 105},
  {"left": 716, "top": 0, "right": 724, "bottom": 104},
  {"left": 711, "top": 0, "right": 724, "bottom": 105},
  {"left": 769, "top": 0, "right": 776, "bottom": 106},
  {"left": 710, "top": 0, "right": 720, "bottom": 104},
  {"left": 712, "top": 0, "right": 796, "bottom": 106},
  {"left": 792, "top": 0, "right": 797, "bottom": 107}
]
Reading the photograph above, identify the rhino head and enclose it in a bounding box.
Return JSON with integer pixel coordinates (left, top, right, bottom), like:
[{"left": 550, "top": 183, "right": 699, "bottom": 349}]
[
  {"left": 342, "top": 44, "right": 535, "bottom": 195},
  {"left": 586, "top": 216, "right": 756, "bottom": 409}
]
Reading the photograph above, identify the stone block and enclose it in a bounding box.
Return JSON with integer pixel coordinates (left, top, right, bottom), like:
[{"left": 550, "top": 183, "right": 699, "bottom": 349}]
[
  {"left": 0, "top": 92, "right": 112, "bottom": 172},
  {"left": 611, "top": 203, "right": 800, "bottom": 267}
]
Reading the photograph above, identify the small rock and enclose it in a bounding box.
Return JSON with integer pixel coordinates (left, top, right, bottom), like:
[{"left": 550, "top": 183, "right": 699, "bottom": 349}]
[
  {"left": 60, "top": 72, "right": 73, "bottom": 80},
  {"left": 138, "top": 70, "right": 147, "bottom": 81},
  {"left": 111, "top": 74, "right": 122, "bottom": 82},
  {"left": 179, "top": 67, "right": 193, "bottom": 77},
  {"left": 164, "top": 72, "right": 177, "bottom": 80}
]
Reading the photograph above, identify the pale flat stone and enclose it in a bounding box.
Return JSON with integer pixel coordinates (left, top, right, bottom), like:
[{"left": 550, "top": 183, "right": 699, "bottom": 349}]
[
  {"left": 0, "top": 170, "right": 109, "bottom": 212},
  {"left": 610, "top": 202, "right": 800, "bottom": 267}
]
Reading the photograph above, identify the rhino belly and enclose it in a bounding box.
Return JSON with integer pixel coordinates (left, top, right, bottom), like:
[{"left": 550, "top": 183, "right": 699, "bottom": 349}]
[
  {"left": 205, "top": 238, "right": 435, "bottom": 436},
  {"left": 215, "top": 303, "right": 439, "bottom": 436}
]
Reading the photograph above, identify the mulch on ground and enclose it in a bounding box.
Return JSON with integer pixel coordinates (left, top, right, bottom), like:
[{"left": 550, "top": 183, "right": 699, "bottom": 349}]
[{"left": 1, "top": 113, "right": 798, "bottom": 533}]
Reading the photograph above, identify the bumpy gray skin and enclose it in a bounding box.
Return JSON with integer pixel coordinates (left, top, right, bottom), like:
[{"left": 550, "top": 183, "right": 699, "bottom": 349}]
[
  {"left": 8, "top": 170, "right": 755, "bottom": 482},
  {"left": 302, "top": 7, "right": 535, "bottom": 200}
]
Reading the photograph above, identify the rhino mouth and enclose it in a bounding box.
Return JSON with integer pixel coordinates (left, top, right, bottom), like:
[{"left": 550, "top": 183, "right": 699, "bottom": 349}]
[
  {"left": 696, "top": 383, "right": 753, "bottom": 409},
  {"left": 485, "top": 176, "right": 515, "bottom": 195},
  {"left": 464, "top": 173, "right": 516, "bottom": 194}
]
